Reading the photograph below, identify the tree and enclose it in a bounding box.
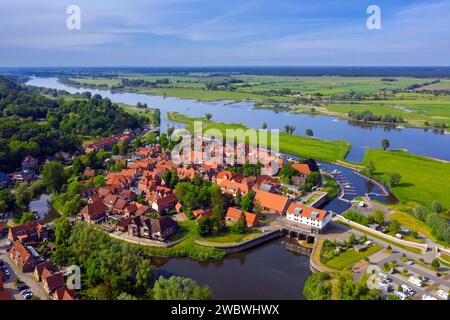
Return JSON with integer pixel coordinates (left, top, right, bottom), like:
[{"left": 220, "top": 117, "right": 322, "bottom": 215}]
[
  {"left": 230, "top": 213, "right": 247, "bottom": 234},
  {"left": 371, "top": 210, "right": 385, "bottom": 225},
  {"left": 389, "top": 172, "right": 401, "bottom": 187},
  {"left": 197, "top": 216, "right": 212, "bottom": 236},
  {"left": 135, "top": 260, "right": 155, "bottom": 294},
  {"left": 284, "top": 124, "right": 296, "bottom": 135},
  {"left": 253, "top": 200, "right": 263, "bottom": 218},
  {"left": 431, "top": 200, "right": 443, "bottom": 213},
  {"left": 55, "top": 217, "right": 71, "bottom": 246},
  {"left": 41, "top": 162, "right": 67, "bottom": 193},
  {"left": 381, "top": 138, "right": 390, "bottom": 151},
  {"left": 389, "top": 220, "right": 401, "bottom": 234},
  {"left": 19, "top": 212, "right": 36, "bottom": 225},
  {"left": 365, "top": 161, "right": 375, "bottom": 176},
  {"left": 279, "top": 162, "right": 296, "bottom": 184},
  {"left": 235, "top": 188, "right": 242, "bottom": 207},
  {"left": 431, "top": 259, "right": 440, "bottom": 270},
  {"left": 93, "top": 175, "right": 106, "bottom": 188},
  {"left": 152, "top": 276, "right": 213, "bottom": 300},
  {"left": 72, "top": 157, "right": 84, "bottom": 175},
  {"left": 307, "top": 172, "right": 321, "bottom": 186},
  {"left": 0, "top": 188, "right": 15, "bottom": 212},
  {"left": 14, "top": 182, "right": 31, "bottom": 209},
  {"left": 241, "top": 191, "right": 255, "bottom": 213},
  {"left": 205, "top": 113, "right": 212, "bottom": 121},
  {"left": 305, "top": 129, "right": 314, "bottom": 137},
  {"left": 112, "top": 144, "right": 119, "bottom": 155},
  {"left": 348, "top": 233, "right": 357, "bottom": 245}
]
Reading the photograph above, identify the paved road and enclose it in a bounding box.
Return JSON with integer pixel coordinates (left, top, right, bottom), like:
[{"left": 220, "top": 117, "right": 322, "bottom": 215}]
[{"left": 0, "top": 238, "right": 48, "bottom": 300}]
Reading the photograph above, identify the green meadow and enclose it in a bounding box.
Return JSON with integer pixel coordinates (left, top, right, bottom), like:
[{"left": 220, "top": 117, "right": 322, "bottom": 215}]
[
  {"left": 168, "top": 112, "right": 351, "bottom": 163},
  {"left": 362, "top": 149, "right": 450, "bottom": 207}
]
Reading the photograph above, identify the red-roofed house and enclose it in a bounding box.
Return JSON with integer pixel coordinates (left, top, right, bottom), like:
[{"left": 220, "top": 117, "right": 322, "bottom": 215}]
[
  {"left": 34, "top": 261, "right": 57, "bottom": 281},
  {"left": 150, "top": 194, "right": 178, "bottom": 214},
  {"left": 79, "top": 201, "right": 108, "bottom": 224},
  {"left": 52, "top": 286, "right": 77, "bottom": 300},
  {"left": 193, "top": 208, "right": 213, "bottom": 219},
  {"left": 43, "top": 272, "right": 65, "bottom": 294},
  {"left": 254, "top": 190, "right": 291, "bottom": 215},
  {"left": 10, "top": 241, "right": 42, "bottom": 272},
  {"left": 226, "top": 207, "right": 258, "bottom": 227}
]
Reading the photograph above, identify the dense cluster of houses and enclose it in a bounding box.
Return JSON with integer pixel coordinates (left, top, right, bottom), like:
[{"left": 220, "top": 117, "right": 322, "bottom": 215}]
[
  {"left": 76, "top": 138, "right": 331, "bottom": 241},
  {"left": 6, "top": 220, "right": 77, "bottom": 300}
]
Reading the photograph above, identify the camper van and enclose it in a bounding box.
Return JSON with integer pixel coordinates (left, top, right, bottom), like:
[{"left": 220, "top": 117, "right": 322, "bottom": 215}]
[
  {"left": 408, "top": 276, "right": 423, "bottom": 287},
  {"left": 401, "top": 284, "right": 415, "bottom": 296},
  {"left": 436, "top": 289, "right": 449, "bottom": 300}
]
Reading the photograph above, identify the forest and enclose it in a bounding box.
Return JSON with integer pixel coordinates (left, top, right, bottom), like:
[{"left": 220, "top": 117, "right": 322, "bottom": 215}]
[{"left": 0, "top": 76, "right": 148, "bottom": 172}]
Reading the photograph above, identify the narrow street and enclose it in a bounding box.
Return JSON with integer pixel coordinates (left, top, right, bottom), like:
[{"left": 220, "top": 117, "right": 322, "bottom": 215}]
[{"left": 0, "top": 238, "right": 49, "bottom": 300}]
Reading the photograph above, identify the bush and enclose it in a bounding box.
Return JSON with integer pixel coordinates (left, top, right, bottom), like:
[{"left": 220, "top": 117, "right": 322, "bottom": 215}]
[{"left": 342, "top": 210, "right": 370, "bottom": 226}]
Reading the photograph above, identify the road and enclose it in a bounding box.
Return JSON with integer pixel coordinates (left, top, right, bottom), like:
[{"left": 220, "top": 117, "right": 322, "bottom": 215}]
[{"left": 0, "top": 238, "right": 49, "bottom": 300}]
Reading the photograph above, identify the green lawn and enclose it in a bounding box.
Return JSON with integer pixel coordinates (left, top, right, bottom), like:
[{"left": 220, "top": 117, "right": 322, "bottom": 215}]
[
  {"left": 168, "top": 112, "right": 351, "bottom": 162},
  {"left": 199, "top": 229, "right": 263, "bottom": 246},
  {"left": 388, "top": 211, "right": 435, "bottom": 241},
  {"left": 324, "top": 244, "right": 382, "bottom": 270},
  {"left": 362, "top": 149, "right": 450, "bottom": 207},
  {"left": 142, "top": 220, "right": 226, "bottom": 261}
]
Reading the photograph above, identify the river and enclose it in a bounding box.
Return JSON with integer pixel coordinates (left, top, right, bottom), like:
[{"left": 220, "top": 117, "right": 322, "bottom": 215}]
[
  {"left": 26, "top": 77, "right": 450, "bottom": 163},
  {"left": 24, "top": 76, "right": 435, "bottom": 299}
]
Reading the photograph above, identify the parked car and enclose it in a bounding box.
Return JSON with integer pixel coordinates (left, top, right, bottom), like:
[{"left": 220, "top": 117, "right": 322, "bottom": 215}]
[
  {"left": 378, "top": 272, "right": 392, "bottom": 282},
  {"left": 3, "top": 268, "right": 10, "bottom": 278},
  {"left": 0, "top": 259, "right": 4, "bottom": 266},
  {"left": 389, "top": 268, "right": 396, "bottom": 274},
  {"left": 21, "top": 289, "right": 33, "bottom": 300},
  {"left": 17, "top": 283, "right": 29, "bottom": 291},
  {"left": 422, "top": 294, "right": 437, "bottom": 300},
  {"left": 406, "top": 260, "right": 415, "bottom": 265}
]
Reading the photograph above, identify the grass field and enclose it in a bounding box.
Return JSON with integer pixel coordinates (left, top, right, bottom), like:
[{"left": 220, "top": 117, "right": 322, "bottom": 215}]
[
  {"left": 363, "top": 150, "right": 450, "bottom": 207},
  {"left": 168, "top": 112, "right": 351, "bottom": 162},
  {"left": 324, "top": 244, "right": 382, "bottom": 270},
  {"left": 142, "top": 220, "right": 226, "bottom": 261},
  {"left": 388, "top": 211, "right": 435, "bottom": 240},
  {"left": 199, "top": 229, "right": 263, "bottom": 246}
]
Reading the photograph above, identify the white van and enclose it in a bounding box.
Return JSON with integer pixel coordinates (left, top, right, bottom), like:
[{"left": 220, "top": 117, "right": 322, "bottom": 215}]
[
  {"left": 401, "top": 284, "right": 415, "bottom": 296},
  {"left": 393, "top": 290, "right": 407, "bottom": 300},
  {"left": 422, "top": 294, "right": 437, "bottom": 300},
  {"left": 378, "top": 272, "right": 392, "bottom": 282},
  {"left": 436, "top": 289, "right": 449, "bottom": 300},
  {"left": 408, "top": 276, "right": 423, "bottom": 287}
]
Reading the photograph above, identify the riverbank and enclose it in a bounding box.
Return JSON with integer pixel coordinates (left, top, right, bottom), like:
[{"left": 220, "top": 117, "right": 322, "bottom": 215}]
[{"left": 168, "top": 112, "right": 351, "bottom": 162}]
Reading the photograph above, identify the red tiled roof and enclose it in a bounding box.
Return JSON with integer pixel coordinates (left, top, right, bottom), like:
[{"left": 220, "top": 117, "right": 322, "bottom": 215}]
[
  {"left": 291, "top": 163, "right": 312, "bottom": 176},
  {"left": 226, "top": 207, "right": 258, "bottom": 226},
  {"left": 254, "top": 190, "right": 290, "bottom": 213},
  {"left": 44, "top": 272, "right": 65, "bottom": 292}
]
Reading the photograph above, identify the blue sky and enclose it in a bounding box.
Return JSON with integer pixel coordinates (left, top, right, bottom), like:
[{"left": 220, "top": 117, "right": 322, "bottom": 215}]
[{"left": 1, "top": 0, "right": 449, "bottom": 66}]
